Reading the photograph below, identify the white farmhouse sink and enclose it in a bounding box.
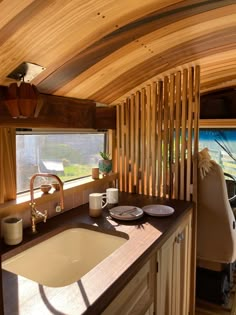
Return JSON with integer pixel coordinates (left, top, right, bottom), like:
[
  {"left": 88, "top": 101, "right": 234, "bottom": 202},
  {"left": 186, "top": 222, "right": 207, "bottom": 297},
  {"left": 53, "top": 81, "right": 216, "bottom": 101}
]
[{"left": 2, "top": 228, "right": 127, "bottom": 287}]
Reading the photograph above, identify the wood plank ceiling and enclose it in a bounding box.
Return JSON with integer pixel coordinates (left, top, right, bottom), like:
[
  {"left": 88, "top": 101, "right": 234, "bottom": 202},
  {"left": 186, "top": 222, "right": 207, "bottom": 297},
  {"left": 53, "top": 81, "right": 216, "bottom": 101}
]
[{"left": 0, "top": 0, "right": 235, "bottom": 105}]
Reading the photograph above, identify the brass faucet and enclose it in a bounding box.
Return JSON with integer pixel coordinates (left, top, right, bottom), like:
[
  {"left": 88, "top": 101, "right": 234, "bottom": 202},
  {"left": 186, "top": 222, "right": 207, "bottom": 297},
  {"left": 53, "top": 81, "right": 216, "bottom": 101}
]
[{"left": 29, "top": 173, "right": 64, "bottom": 233}]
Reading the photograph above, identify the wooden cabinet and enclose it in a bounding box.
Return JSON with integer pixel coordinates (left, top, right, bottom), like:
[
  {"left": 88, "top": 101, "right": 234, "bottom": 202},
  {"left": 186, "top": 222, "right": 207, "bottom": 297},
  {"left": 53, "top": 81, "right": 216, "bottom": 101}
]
[
  {"left": 156, "top": 212, "right": 192, "bottom": 315},
  {"left": 103, "top": 210, "right": 192, "bottom": 315},
  {"left": 102, "top": 255, "right": 156, "bottom": 315}
]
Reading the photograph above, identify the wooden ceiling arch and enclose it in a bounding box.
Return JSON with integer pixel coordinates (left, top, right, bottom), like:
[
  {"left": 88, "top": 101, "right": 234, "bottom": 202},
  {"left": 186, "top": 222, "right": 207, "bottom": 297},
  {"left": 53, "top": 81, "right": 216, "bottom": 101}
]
[{"left": 0, "top": 0, "right": 235, "bottom": 105}]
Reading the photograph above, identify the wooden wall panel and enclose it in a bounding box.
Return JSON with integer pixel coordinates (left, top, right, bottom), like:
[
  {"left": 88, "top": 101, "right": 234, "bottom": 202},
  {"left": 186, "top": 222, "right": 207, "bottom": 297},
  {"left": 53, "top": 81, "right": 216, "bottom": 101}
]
[{"left": 116, "top": 66, "right": 200, "bottom": 201}]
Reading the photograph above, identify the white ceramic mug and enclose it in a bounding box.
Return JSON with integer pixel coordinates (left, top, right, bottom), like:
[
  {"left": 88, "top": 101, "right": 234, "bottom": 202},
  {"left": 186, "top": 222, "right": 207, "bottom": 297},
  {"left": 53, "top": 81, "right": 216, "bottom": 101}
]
[
  {"left": 106, "top": 188, "right": 119, "bottom": 205},
  {"left": 89, "top": 193, "right": 107, "bottom": 217},
  {"left": 2, "top": 216, "right": 23, "bottom": 245}
]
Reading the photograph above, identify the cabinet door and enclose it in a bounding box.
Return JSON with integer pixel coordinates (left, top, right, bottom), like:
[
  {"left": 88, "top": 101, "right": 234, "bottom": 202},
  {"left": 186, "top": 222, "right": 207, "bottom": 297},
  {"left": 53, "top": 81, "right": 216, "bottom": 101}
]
[
  {"left": 174, "top": 213, "right": 192, "bottom": 315},
  {"left": 102, "top": 255, "right": 155, "bottom": 315},
  {"left": 156, "top": 211, "right": 192, "bottom": 315},
  {"left": 156, "top": 231, "right": 176, "bottom": 315}
]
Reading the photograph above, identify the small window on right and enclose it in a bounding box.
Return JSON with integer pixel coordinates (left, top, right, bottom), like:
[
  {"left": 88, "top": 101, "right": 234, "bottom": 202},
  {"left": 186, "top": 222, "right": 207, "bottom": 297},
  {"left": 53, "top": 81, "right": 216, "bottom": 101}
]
[{"left": 199, "top": 128, "right": 236, "bottom": 176}]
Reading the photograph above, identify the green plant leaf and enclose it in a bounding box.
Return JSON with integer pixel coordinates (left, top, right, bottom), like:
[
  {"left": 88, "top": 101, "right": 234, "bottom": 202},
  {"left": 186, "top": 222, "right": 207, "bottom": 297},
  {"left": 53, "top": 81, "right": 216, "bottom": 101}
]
[{"left": 99, "top": 151, "right": 111, "bottom": 160}]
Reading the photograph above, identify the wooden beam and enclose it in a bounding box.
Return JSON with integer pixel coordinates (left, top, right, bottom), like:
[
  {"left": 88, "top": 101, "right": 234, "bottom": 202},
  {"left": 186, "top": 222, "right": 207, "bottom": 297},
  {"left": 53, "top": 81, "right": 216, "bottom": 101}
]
[
  {"left": 0, "top": 88, "right": 116, "bottom": 129},
  {"left": 95, "top": 106, "right": 116, "bottom": 130}
]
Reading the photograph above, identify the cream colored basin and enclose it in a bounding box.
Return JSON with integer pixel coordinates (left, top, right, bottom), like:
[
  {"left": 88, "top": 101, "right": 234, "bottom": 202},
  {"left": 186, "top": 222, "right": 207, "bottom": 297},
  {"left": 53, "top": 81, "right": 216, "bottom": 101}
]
[{"left": 2, "top": 228, "right": 126, "bottom": 287}]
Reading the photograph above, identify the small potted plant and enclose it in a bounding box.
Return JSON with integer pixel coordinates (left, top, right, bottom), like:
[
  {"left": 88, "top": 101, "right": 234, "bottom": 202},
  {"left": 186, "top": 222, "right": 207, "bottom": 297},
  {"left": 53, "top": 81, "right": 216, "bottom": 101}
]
[{"left": 98, "top": 151, "right": 112, "bottom": 176}]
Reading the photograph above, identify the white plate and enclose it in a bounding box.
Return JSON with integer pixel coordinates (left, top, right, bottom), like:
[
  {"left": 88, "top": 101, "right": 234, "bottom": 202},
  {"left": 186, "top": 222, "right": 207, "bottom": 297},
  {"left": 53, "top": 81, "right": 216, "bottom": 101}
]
[
  {"left": 142, "top": 204, "right": 175, "bottom": 217},
  {"left": 109, "top": 206, "right": 143, "bottom": 221}
]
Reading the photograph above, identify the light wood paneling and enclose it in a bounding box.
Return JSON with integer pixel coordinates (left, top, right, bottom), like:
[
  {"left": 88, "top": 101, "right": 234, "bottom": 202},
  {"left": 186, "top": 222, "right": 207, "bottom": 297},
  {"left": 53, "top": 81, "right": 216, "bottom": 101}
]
[{"left": 0, "top": 1, "right": 234, "bottom": 107}]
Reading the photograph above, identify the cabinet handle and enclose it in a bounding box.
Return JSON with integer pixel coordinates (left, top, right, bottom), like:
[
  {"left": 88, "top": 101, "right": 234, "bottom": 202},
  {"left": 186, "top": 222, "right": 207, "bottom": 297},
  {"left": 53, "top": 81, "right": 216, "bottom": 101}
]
[
  {"left": 175, "top": 234, "right": 181, "bottom": 243},
  {"left": 175, "top": 232, "right": 184, "bottom": 243}
]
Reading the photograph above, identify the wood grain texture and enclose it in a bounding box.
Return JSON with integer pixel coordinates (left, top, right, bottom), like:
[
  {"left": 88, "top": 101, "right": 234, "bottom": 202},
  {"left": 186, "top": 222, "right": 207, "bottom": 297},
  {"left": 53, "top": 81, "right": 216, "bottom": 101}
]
[
  {"left": 0, "top": 93, "right": 96, "bottom": 128},
  {"left": 0, "top": 0, "right": 234, "bottom": 106},
  {"left": 0, "top": 90, "right": 116, "bottom": 129}
]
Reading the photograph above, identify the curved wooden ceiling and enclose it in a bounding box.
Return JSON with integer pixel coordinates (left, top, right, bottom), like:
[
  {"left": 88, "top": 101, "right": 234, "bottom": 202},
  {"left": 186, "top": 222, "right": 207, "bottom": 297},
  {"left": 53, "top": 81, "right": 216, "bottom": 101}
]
[{"left": 0, "top": 0, "right": 235, "bottom": 105}]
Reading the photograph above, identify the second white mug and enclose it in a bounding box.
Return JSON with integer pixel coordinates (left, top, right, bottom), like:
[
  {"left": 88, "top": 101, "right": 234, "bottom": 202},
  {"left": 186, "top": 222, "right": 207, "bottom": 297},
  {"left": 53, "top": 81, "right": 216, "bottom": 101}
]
[{"left": 106, "top": 188, "right": 119, "bottom": 205}]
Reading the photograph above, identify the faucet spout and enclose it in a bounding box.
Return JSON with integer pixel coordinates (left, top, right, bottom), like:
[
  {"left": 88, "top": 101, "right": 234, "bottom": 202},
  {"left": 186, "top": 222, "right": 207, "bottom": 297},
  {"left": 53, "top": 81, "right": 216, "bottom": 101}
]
[{"left": 29, "top": 173, "right": 64, "bottom": 233}]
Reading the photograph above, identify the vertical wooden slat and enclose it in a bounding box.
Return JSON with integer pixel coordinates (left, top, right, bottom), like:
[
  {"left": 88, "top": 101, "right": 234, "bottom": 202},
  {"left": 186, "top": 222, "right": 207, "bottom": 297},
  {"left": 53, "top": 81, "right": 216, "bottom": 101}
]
[
  {"left": 151, "top": 82, "right": 157, "bottom": 196},
  {"left": 124, "top": 98, "right": 130, "bottom": 192},
  {"left": 157, "top": 81, "right": 163, "bottom": 197},
  {"left": 186, "top": 67, "right": 194, "bottom": 201},
  {"left": 140, "top": 88, "right": 146, "bottom": 194},
  {"left": 180, "top": 69, "right": 188, "bottom": 200},
  {"left": 135, "top": 91, "right": 140, "bottom": 194},
  {"left": 146, "top": 85, "right": 151, "bottom": 196},
  {"left": 169, "top": 74, "right": 175, "bottom": 199},
  {"left": 190, "top": 65, "right": 200, "bottom": 315},
  {"left": 130, "top": 94, "right": 135, "bottom": 193},
  {"left": 108, "top": 129, "right": 116, "bottom": 173},
  {"left": 193, "top": 65, "right": 200, "bottom": 198},
  {"left": 163, "top": 76, "right": 169, "bottom": 198},
  {"left": 120, "top": 102, "right": 125, "bottom": 191},
  {"left": 116, "top": 105, "right": 121, "bottom": 189},
  {"left": 175, "top": 72, "right": 181, "bottom": 199}
]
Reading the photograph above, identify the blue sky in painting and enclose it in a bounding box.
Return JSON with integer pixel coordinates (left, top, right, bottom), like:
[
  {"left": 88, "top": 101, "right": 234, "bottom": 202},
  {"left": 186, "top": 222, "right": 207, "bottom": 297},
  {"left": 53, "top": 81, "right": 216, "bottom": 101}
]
[{"left": 199, "top": 129, "right": 236, "bottom": 153}]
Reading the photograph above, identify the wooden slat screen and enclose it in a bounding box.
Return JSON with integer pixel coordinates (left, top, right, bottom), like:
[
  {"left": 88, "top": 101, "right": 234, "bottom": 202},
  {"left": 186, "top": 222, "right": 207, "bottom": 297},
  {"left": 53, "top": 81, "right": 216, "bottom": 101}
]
[{"left": 116, "top": 66, "right": 200, "bottom": 200}]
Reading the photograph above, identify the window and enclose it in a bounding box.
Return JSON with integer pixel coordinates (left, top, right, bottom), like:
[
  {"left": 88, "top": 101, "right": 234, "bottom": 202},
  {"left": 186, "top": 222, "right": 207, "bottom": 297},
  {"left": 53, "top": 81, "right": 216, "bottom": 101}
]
[
  {"left": 199, "top": 128, "right": 236, "bottom": 176},
  {"left": 16, "top": 130, "right": 106, "bottom": 193}
]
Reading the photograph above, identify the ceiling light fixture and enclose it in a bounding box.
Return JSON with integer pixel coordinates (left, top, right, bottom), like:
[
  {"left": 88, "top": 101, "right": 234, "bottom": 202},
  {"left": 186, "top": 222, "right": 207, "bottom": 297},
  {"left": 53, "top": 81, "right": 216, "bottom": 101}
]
[{"left": 4, "top": 62, "right": 45, "bottom": 119}]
